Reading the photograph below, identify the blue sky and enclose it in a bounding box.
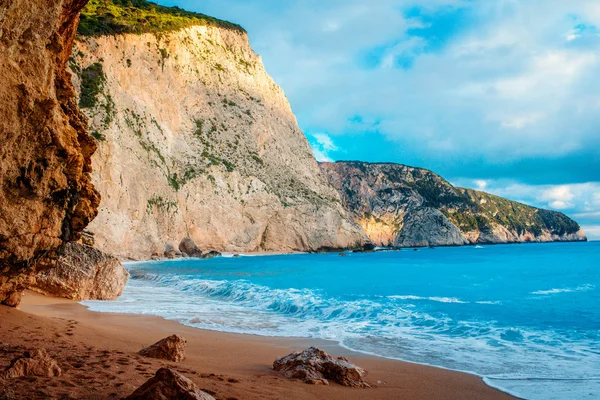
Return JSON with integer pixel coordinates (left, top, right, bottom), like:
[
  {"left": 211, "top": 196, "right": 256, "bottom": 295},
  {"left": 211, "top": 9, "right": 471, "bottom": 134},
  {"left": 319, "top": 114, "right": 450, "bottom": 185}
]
[{"left": 158, "top": 0, "right": 600, "bottom": 239}]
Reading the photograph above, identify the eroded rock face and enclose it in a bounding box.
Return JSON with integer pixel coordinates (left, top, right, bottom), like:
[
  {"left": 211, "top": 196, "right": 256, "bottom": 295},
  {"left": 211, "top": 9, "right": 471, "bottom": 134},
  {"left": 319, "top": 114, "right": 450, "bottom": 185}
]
[
  {"left": 321, "top": 161, "right": 587, "bottom": 247},
  {"left": 0, "top": 349, "right": 61, "bottom": 379},
  {"left": 0, "top": 0, "right": 99, "bottom": 305},
  {"left": 273, "top": 347, "right": 370, "bottom": 388},
  {"left": 139, "top": 335, "right": 187, "bottom": 362},
  {"left": 396, "top": 208, "right": 468, "bottom": 247},
  {"left": 126, "top": 368, "right": 215, "bottom": 400},
  {"left": 70, "top": 15, "right": 367, "bottom": 259},
  {"left": 29, "top": 242, "right": 129, "bottom": 301}
]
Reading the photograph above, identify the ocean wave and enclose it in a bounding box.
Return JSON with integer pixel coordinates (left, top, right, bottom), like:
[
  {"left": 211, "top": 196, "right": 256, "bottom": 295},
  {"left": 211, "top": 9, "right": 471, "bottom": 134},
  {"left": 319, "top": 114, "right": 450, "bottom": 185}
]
[
  {"left": 135, "top": 275, "right": 419, "bottom": 324},
  {"left": 531, "top": 284, "right": 595, "bottom": 295},
  {"left": 388, "top": 295, "right": 467, "bottom": 303}
]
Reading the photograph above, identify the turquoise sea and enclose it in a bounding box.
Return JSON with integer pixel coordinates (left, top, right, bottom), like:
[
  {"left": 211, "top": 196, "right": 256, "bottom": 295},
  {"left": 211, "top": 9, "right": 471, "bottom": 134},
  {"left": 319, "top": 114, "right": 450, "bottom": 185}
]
[{"left": 84, "top": 241, "right": 600, "bottom": 399}]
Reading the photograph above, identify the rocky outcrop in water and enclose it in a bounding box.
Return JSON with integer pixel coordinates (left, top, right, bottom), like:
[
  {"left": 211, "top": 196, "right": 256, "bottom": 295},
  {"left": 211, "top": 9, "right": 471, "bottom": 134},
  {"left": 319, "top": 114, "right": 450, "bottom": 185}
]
[
  {"left": 273, "top": 347, "right": 370, "bottom": 387},
  {"left": 0, "top": 0, "right": 99, "bottom": 306},
  {"left": 179, "top": 238, "right": 203, "bottom": 258},
  {"left": 321, "top": 161, "right": 587, "bottom": 247},
  {"left": 68, "top": 1, "right": 367, "bottom": 259},
  {"left": 29, "top": 243, "right": 128, "bottom": 301}
]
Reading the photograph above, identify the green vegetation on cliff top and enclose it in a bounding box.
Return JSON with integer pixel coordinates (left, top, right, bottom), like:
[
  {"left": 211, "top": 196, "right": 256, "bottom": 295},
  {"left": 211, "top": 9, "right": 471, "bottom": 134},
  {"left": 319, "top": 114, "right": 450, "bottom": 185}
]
[
  {"left": 457, "top": 188, "right": 581, "bottom": 236},
  {"left": 78, "top": 0, "right": 245, "bottom": 37}
]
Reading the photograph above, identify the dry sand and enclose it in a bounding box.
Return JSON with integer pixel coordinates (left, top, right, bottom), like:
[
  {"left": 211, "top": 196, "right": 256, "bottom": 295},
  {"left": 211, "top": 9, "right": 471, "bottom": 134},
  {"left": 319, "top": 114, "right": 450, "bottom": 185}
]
[{"left": 0, "top": 291, "right": 516, "bottom": 399}]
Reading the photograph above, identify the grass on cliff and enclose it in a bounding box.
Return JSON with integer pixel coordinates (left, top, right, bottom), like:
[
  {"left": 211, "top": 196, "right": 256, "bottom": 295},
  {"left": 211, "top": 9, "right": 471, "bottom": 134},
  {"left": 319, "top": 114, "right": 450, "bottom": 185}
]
[
  {"left": 79, "top": 62, "right": 105, "bottom": 108},
  {"left": 454, "top": 189, "right": 581, "bottom": 236},
  {"left": 78, "top": 0, "right": 246, "bottom": 37}
]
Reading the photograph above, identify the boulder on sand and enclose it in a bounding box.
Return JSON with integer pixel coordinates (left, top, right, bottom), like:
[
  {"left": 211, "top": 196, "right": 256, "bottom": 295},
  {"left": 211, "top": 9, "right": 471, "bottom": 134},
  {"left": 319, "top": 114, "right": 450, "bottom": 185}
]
[
  {"left": 126, "top": 368, "right": 215, "bottom": 400},
  {"left": 139, "top": 334, "right": 187, "bottom": 362},
  {"left": 0, "top": 349, "right": 61, "bottom": 379},
  {"left": 29, "top": 243, "right": 129, "bottom": 301},
  {"left": 273, "top": 346, "right": 370, "bottom": 387}
]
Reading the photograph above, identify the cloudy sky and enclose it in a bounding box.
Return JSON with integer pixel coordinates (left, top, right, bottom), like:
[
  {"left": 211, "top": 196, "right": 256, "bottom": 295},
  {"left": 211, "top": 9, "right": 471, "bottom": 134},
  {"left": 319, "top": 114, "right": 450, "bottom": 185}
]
[{"left": 160, "top": 0, "right": 600, "bottom": 239}]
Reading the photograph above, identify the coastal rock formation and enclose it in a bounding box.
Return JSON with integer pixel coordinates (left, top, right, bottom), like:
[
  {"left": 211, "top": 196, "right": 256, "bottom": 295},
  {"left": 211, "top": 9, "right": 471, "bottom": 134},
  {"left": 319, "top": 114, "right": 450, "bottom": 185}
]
[
  {"left": 273, "top": 347, "right": 370, "bottom": 388},
  {"left": 0, "top": 349, "right": 61, "bottom": 379},
  {"left": 126, "top": 368, "right": 215, "bottom": 400},
  {"left": 321, "top": 161, "right": 587, "bottom": 247},
  {"left": 29, "top": 243, "right": 129, "bottom": 301},
  {"left": 0, "top": 0, "right": 100, "bottom": 306},
  {"left": 69, "top": 1, "right": 367, "bottom": 259},
  {"left": 396, "top": 208, "right": 468, "bottom": 247},
  {"left": 179, "top": 238, "right": 203, "bottom": 258},
  {"left": 139, "top": 335, "right": 187, "bottom": 362}
]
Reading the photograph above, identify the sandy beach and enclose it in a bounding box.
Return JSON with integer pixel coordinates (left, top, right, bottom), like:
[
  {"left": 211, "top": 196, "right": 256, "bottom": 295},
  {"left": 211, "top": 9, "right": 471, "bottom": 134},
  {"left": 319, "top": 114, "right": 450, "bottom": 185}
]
[{"left": 0, "top": 291, "right": 515, "bottom": 400}]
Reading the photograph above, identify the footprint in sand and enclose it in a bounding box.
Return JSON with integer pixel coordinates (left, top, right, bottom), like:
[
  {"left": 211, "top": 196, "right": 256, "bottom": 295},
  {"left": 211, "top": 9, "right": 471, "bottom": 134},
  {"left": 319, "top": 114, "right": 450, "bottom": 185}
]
[{"left": 116, "top": 357, "right": 131, "bottom": 365}]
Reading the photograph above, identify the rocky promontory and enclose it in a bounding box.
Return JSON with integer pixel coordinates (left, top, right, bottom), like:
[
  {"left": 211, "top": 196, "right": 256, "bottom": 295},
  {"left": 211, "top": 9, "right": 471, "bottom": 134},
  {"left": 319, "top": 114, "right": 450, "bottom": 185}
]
[
  {"left": 70, "top": 0, "right": 368, "bottom": 259},
  {"left": 321, "top": 161, "right": 587, "bottom": 247},
  {"left": 0, "top": 0, "right": 99, "bottom": 306}
]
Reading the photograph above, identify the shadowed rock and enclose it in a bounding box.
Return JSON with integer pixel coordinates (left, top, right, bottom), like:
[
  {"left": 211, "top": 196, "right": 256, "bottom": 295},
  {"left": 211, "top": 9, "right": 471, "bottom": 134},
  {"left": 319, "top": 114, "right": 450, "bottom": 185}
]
[
  {"left": 201, "top": 250, "right": 221, "bottom": 259},
  {"left": 0, "top": 0, "right": 100, "bottom": 306},
  {"left": 0, "top": 349, "right": 61, "bottom": 379},
  {"left": 29, "top": 242, "right": 129, "bottom": 300},
  {"left": 139, "top": 335, "right": 186, "bottom": 362},
  {"left": 126, "top": 368, "right": 214, "bottom": 400},
  {"left": 273, "top": 347, "right": 370, "bottom": 388},
  {"left": 164, "top": 244, "right": 179, "bottom": 259},
  {"left": 179, "top": 238, "right": 203, "bottom": 258}
]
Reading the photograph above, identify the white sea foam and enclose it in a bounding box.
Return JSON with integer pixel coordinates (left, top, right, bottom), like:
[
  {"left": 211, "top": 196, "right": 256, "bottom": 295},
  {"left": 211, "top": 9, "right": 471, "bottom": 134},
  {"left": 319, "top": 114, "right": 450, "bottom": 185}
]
[
  {"left": 388, "top": 295, "right": 467, "bottom": 303},
  {"left": 531, "top": 284, "right": 595, "bottom": 295}
]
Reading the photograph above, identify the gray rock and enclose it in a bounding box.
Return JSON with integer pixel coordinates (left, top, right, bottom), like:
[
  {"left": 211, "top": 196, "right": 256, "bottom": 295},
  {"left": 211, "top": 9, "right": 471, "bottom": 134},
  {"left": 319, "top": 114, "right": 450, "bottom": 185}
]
[
  {"left": 395, "top": 208, "right": 468, "bottom": 247},
  {"left": 29, "top": 243, "right": 129, "bottom": 301},
  {"left": 179, "top": 238, "right": 203, "bottom": 258},
  {"left": 273, "top": 347, "right": 370, "bottom": 388}
]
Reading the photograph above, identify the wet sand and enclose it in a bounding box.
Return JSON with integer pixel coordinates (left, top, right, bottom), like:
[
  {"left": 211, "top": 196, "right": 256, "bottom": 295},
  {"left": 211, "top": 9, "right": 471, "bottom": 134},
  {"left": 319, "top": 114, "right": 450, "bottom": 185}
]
[{"left": 0, "top": 291, "right": 516, "bottom": 399}]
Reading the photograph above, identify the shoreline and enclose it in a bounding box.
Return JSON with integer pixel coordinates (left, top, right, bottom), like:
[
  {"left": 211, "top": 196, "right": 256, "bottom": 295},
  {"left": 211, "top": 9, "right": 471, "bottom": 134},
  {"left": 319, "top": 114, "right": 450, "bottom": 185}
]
[
  {"left": 0, "top": 290, "right": 516, "bottom": 400},
  {"left": 122, "top": 240, "right": 592, "bottom": 263}
]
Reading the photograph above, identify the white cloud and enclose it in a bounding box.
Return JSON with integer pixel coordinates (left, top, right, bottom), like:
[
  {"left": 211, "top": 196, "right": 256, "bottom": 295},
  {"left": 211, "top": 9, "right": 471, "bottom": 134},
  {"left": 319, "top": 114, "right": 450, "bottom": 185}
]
[
  {"left": 312, "top": 147, "right": 333, "bottom": 162},
  {"left": 581, "top": 225, "right": 600, "bottom": 240},
  {"left": 474, "top": 179, "right": 487, "bottom": 190},
  {"left": 312, "top": 133, "right": 338, "bottom": 151},
  {"left": 309, "top": 133, "right": 338, "bottom": 162},
  {"left": 539, "top": 185, "right": 578, "bottom": 209},
  {"left": 549, "top": 200, "right": 570, "bottom": 210}
]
